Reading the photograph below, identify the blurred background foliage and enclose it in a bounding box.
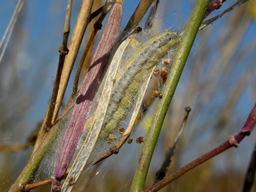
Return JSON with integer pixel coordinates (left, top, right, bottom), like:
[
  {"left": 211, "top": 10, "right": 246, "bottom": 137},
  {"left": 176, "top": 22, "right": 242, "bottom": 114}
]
[{"left": 0, "top": 0, "right": 256, "bottom": 191}]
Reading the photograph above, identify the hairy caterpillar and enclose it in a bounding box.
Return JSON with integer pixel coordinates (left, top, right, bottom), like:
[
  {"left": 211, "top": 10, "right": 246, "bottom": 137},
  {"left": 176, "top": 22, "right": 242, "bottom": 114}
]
[{"left": 60, "top": 29, "right": 181, "bottom": 192}]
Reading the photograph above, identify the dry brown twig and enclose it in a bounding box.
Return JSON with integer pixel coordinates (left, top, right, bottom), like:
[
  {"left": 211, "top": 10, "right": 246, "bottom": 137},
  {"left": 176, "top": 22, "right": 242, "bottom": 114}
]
[
  {"left": 33, "top": 0, "right": 73, "bottom": 153},
  {"left": 155, "top": 107, "right": 191, "bottom": 183},
  {"left": 51, "top": 0, "right": 94, "bottom": 127}
]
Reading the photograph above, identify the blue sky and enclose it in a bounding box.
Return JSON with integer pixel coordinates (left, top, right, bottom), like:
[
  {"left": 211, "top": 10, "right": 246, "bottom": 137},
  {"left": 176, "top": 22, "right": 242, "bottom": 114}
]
[{"left": 1, "top": 0, "right": 254, "bottom": 133}]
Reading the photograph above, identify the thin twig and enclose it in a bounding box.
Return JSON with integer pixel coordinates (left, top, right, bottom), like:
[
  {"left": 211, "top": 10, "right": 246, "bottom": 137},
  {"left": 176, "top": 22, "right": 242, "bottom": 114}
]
[
  {"left": 89, "top": 6, "right": 104, "bottom": 22},
  {"left": 51, "top": 0, "right": 94, "bottom": 125},
  {"left": 0, "top": 144, "right": 29, "bottom": 153},
  {"left": 200, "top": 0, "right": 248, "bottom": 30},
  {"left": 33, "top": 0, "right": 73, "bottom": 153},
  {"left": 144, "top": 104, "right": 256, "bottom": 192},
  {"left": 20, "top": 179, "right": 53, "bottom": 191},
  {"left": 0, "top": 122, "right": 42, "bottom": 153},
  {"left": 121, "top": 0, "right": 155, "bottom": 35},
  {"left": 155, "top": 107, "right": 191, "bottom": 183},
  {"left": 0, "top": 0, "right": 24, "bottom": 63},
  {"left": 144, "top": 0, "right": 159, "bottom": 31},
  {"left": 204, "top": 0, "right": 225, "bottom": 18},
  {"left": 49, "top": 0, "right": 72, "bottom": 125},
  {"left": 50, "top": 1, "right": 103, "bottom": 121}
]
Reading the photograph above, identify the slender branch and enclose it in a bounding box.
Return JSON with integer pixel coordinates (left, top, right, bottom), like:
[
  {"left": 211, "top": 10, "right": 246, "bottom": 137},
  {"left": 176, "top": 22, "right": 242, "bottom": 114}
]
[
  {"left": 51, "top": 0, "right": 94, "bottom": 124},
  {"left": 0, "top": 0, "right": 22, "bottom": 48},
  {"left": 0, "top": 144, "right": 28, "bottom": 153},
  {"left": 145, "top": 104, "right": 256, "bottom": 191},
  {"left": 204, "top": 0, "right": 225, "bottom": 18},
  {"left": 89, "top": 6, "right": 103, "bottom": 22},
  {"left": 200, "top": 0, "right": 248, "bottom": 30},
  {"left": 130, "top": 0, "right": 210, "bottom": 191},
  {"left": 33, "top": 0, "right": 73, "bottom": 153},
  {"left": 122, "top": 0, "right": 154, "bottom": 34},
  {"left": 144, "top": 0, "right": 159, "bottom": 31},
  {"left": 20, "top": 179, "right": 53, "bottom": 191},
  {"left": 0, "top": 0, "right": 24, "bottom": 63},
  {"left": 50, "top": 0, "right": 72, "bottom": 124},
  {"left": 155, "top": 107, "right": 191, "bottom": 183}
]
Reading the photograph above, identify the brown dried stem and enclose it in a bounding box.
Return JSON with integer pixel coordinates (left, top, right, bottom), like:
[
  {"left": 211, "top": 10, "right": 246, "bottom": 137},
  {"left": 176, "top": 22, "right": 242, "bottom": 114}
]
[
  {"left": 51, "top": 0, "right": 94, "bottom": 125},
  {"left": 122, "top": 0, "right": 155, "bottom": 33},
  {"left": 155, "top": 107, "right": 191, "bottom": 183},
  {"left": 33, "top": 0, "right": 73, "bottom": 153},
  {"left": 0, "top": 144, "right": 29, "bottom": 153},
  {"left": 20, "top": 179, "right": 53, "bottom": 191}
]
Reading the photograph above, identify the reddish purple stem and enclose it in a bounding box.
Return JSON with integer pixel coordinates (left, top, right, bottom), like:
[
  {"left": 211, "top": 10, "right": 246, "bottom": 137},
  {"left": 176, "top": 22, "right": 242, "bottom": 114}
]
[
  {"left": 204, "top": 0, "right": 225, "bottom": 18},
  {"left": 145, "top": 104, "right": 256, "bottom": 192},
  {"left": 52, "top": 3, "right": 122, "bottom": 190},
  {"left": 241, "top": 104, "right": 256, "bottom": 134}
]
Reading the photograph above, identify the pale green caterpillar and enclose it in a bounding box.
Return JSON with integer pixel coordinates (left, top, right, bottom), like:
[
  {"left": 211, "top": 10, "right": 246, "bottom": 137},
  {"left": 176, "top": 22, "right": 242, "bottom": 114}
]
[
  {"left": 100, "top": 30, "right": 180, "bottom": 138},
  {"left": 61, "top": 30, "right": 181, "bottom": 192}
]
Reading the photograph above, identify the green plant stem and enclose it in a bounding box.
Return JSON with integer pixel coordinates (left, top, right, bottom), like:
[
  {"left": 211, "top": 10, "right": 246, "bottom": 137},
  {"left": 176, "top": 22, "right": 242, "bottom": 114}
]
[{"left": 129, "top": 0, "right": 210, "bottom": 191}]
